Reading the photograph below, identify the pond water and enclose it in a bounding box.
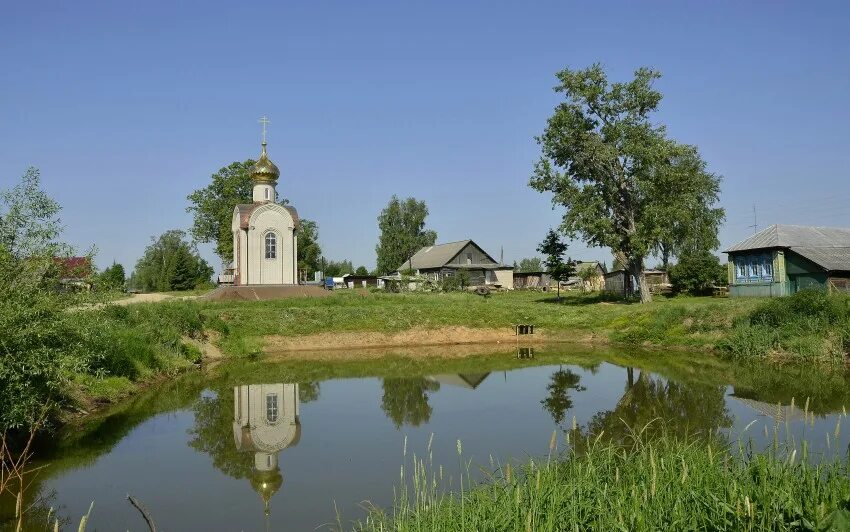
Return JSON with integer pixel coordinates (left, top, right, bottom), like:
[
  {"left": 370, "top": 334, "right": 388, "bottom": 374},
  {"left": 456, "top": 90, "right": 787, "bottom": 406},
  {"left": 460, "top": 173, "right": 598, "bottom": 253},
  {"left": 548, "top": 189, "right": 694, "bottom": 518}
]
[{"left": 7, "top": 345, "right": 850, "bottom": 531}]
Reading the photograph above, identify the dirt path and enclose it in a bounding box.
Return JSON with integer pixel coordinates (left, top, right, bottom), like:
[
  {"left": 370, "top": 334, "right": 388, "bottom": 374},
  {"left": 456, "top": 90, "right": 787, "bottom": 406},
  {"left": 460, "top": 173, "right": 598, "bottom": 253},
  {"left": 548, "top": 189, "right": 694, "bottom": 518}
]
[{"left": 264, "top": 326, "right": 568, "bottom": 353}]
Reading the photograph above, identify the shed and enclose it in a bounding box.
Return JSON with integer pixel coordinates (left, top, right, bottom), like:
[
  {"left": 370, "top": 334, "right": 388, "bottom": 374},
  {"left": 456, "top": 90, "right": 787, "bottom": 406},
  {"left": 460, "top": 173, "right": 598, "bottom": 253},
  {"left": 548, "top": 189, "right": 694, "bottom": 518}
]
[
  {"left": 724, "top": 224, "right": 850, "bottom": 297},
  {"left": 603, "top": 269, "right": 668, "bottom": 297},
  {"left": 514, "top": 271, "right": 552, "bottom": 290},
  {"left": 342, "top": 273, "right": 379, "bottom": 289}
]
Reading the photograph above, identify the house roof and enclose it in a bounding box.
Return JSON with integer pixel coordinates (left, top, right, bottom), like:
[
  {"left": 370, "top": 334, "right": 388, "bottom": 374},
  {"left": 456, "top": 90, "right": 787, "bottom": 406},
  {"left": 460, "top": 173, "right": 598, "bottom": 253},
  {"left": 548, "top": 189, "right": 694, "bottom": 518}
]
[
  {"left": 401, "top": 239, "right": 499, "bottom": 270},
  {"left": 725, "top": 224, "right": 850, "bottom": 252},
  {"left": 725, "top": 224, "right": 850, "bottom": 272}
]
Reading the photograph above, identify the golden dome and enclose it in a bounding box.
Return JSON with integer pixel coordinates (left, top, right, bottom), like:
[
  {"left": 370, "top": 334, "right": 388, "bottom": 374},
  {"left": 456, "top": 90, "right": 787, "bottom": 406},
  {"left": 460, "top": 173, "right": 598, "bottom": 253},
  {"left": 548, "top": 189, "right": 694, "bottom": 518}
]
[
  {"left": 250, "top": 469, "right": 283, "bottom": 516},
  {"left": 250, "top": 142, "right": 280, "bottom": 184}
]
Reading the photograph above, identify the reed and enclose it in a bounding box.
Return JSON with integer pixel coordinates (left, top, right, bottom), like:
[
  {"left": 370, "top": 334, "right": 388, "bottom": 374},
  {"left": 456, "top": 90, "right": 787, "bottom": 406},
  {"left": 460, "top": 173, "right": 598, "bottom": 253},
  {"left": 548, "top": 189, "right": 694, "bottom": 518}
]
[{"left": 358, "top": 426, "right": 850, "bottom": 531}]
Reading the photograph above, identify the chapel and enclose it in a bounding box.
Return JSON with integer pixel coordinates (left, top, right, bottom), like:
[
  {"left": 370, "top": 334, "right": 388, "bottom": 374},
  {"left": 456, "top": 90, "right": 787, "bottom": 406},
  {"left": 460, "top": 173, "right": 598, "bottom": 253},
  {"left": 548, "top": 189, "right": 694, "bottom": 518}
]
[{"left": 230, "top": 135, "right": 299, "bottom": 285}]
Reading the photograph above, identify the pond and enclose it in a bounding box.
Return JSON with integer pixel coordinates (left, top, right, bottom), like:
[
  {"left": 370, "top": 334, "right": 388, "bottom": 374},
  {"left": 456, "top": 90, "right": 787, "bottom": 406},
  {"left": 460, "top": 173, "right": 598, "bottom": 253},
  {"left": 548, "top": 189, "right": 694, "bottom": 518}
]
[{"left": 6, "top": 345, "right": 850, "bottom": 530}]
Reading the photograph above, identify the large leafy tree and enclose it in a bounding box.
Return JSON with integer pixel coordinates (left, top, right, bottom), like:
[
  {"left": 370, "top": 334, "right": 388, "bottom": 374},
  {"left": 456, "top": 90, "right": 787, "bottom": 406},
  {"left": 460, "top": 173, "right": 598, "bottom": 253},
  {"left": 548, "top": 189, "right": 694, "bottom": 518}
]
[
  {"left": 537, "top": 229, "right": 575, "bottom": 300},
  {"left": 132, "top": 230, "right": 213, "bottom": 292},
  {"left": 186, "top": 160, "right": 255, "bottom": 262},
  {"left": 530, "top": 64, "right": 722, "bottom": 303},
  {"left": 186, "top": 160, "right": 322, "bottom": 275},
  {"left": 651, "top": 147, "right": 725, "bottom": 269},
  {"left": 375, "top": 195, "right": 437, "bottom": 275}
]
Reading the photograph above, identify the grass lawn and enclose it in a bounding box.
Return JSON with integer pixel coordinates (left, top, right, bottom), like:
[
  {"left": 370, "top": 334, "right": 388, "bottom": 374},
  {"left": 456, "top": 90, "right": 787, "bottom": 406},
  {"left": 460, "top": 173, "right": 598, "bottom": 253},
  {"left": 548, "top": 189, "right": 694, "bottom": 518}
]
[{"left": 198, "top": 290, "right": 762, "bottom": 356}]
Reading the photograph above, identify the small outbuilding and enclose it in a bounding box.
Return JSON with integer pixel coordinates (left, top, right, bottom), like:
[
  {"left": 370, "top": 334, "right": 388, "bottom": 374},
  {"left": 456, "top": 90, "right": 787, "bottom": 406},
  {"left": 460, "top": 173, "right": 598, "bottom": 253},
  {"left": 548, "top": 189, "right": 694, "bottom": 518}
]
[
  {"left": 603, "top": 269, "right": 669, "bottom": 297},
  {"left": 513, "top": 271, "right": 551, "bottom": 289},
  {"left": 724, "top": 224, "right": 850, "bottom": 297},
  {"left": 342, "top": 273, "right": 379, "bottom": 289}
]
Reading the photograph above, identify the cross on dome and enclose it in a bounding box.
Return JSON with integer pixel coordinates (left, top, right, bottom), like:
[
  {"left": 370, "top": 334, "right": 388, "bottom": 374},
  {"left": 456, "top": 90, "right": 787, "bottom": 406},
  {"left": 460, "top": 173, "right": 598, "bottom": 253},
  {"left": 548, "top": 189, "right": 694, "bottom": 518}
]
[{"left": 258, "top": 116, "right": 271, "bottom": 144}]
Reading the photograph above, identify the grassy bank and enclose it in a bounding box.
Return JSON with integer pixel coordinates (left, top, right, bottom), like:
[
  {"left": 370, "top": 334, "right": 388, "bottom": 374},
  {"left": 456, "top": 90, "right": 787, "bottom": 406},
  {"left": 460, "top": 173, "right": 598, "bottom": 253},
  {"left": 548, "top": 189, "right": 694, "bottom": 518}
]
[
  {"left": 1, "top": 298, "right": 211, "bottom": 432},
  {"left": 198, "top": 289, "right": 850, "bottom": 361},
  {"left": 360, "top": 433, "right": 850, "bottom": 531}
]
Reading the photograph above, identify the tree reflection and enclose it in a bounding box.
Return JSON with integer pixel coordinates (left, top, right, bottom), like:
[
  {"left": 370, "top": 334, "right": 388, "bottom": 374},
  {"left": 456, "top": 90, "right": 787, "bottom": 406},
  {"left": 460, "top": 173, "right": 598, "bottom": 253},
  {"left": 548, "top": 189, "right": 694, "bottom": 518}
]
[
  {"left": 381, "top": 378, "right": 440, "bottom": 429},
  {"left": 187, "top": 391, "right": 254, "bottom": 479},
  {"left": 569, "top": 368, "right": 732, "bottom": 451},
  {"left": 541, "top": 368, "right": 585, "bottom": 427}
]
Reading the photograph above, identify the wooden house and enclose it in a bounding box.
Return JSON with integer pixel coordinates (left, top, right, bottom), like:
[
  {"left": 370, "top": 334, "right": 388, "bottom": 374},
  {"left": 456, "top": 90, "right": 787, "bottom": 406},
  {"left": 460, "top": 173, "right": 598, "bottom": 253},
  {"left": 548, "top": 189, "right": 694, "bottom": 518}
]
[
  {"left": 394, "top": 240, "right": 513, "bottom": 288},
  {"left": 724, "top": 224, "right": 850, "bottom": 297}
]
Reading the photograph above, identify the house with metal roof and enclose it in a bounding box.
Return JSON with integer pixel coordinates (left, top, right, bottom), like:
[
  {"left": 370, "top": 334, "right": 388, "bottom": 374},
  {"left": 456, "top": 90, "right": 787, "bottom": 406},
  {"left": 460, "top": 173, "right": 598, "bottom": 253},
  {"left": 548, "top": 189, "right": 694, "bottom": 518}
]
[
  {"left": 723, "top": 224, "right": 850, "bottom": 297},
  {"left": 394, "top": 239, "right": 514, "bottom": 288}
]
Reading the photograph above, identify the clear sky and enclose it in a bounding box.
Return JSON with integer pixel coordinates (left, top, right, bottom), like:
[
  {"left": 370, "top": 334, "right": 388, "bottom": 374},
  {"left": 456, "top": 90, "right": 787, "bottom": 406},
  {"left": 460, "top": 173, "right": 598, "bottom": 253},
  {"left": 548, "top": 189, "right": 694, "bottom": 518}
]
[{"left": 2, "top": 1, "right": 849, "bottom": 272}]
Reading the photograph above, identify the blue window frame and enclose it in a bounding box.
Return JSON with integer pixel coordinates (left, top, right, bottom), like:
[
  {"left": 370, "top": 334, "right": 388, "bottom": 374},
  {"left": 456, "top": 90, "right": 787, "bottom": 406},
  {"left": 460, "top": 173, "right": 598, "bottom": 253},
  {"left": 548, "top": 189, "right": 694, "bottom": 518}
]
[{"left": 735, "top": 254, "right": 774, "bottom": 283}]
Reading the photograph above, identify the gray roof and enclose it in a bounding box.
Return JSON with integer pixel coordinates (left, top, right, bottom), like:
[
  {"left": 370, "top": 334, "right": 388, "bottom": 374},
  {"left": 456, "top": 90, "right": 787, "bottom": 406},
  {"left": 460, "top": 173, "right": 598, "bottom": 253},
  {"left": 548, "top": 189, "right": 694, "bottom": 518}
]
[
  {"left": 725, "top": 224, "right": 850, "bottom": 272},
  {"left": 401, "top": 240, "right": 475, "bottom": 270}
]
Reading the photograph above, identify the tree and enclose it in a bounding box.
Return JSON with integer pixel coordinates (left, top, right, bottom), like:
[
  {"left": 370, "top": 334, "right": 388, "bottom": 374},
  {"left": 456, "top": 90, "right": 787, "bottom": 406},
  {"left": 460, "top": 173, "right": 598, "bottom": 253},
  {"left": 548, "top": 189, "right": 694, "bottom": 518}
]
[
  {"left": 186, "top": 160, "right": 256, "bottom": 262},
  {"left": 297, "top": 219, "right": 322, "bottom": 279},
  {"left": 517, "top": 257, "right": 544, "bottom": 272},
  {"left": 0, "top": 167, "right": 65, "bottom": 259},
  {"left": 132, "top": 230, "right": 213, "bottom": 292},
  {"left": 375, "top": 196, "right": 437, "bottom": 275},
  {"left": 98, "top": 262, "right": 126, "bottom": 290},
  {"left": 530, "top": 64, "right": 723, "bottom": 303},
  {"left": 186, "top": 160, "right": 322, "bottom": 274},
  {"left": 355, "top": 265, "right": 369, "bottom": 276},
  {"left": 668, "top": 251, "right": 727, "bottom": 295},
  {"left": 537, "top": 229, "right": 574, "bottom": 300},
  {"left": 651, "top": 148, "right": 725, "bottom": 269},
  {"left": 322, "top": 258, "right": 353, "bottom": 278}
]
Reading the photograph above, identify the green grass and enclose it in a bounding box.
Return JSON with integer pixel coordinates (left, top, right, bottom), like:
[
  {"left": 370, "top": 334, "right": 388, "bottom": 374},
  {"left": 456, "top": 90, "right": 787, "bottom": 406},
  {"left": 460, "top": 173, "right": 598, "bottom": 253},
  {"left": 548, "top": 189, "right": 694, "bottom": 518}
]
[
  {"left": 197, "top": 290, "right": 760, "bottom": 356},
  {"left": 195, "top": 289, "right": 850, "bottom": 363},
  {"left": 359, "top": 430, "right": 850, "bottom": 531}
]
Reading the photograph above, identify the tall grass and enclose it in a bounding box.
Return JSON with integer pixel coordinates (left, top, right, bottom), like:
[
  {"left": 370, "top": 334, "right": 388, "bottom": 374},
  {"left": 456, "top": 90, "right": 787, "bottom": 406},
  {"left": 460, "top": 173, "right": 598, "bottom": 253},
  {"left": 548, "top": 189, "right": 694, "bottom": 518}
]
[
  {"left": 719, "top": 291, "right": 850, "bottom": 361},
  {"left": 359, "top": 426, "right": 850, "bottom": 531}
]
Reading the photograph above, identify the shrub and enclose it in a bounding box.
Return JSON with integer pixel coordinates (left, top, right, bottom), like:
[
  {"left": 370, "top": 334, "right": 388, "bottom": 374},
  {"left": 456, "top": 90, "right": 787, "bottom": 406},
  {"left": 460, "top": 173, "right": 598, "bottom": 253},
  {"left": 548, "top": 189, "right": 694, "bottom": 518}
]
[{"left": 668, "top": 251, "right": 726, "bottom": 295}]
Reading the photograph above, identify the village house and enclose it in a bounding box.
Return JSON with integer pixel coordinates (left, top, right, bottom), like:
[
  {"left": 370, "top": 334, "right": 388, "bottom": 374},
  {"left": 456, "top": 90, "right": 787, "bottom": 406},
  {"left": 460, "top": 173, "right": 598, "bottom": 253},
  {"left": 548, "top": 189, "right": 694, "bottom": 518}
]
[
  {"left": 393, "top": 240, "right": 514, "bottom": 288},
  {"left": 724, "top": 224, "right": 850, "bottom": 297},
  {"left": 514, "top": 260, "right": 605, "bottom": 291},
  {"left": 54, "top": 256, "right": 93, "bottom": 291}
]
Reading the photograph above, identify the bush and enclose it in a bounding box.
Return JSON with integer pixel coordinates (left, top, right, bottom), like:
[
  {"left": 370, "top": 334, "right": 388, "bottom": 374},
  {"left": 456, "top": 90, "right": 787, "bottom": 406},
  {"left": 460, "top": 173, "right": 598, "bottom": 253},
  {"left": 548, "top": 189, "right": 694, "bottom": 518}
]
[
  {"left": 718, "top": 290, "right": 850, "bottom": 360},
  {"left": 668, "top": 252, "right": 726, "bottom": 295}
]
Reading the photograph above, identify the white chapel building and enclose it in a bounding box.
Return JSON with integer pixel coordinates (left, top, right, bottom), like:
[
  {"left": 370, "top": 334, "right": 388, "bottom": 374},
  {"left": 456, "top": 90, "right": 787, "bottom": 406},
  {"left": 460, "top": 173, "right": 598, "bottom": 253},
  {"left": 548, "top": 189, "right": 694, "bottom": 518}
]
[{"left": 230, "top": 139, "right": 300, "bottom": 285}]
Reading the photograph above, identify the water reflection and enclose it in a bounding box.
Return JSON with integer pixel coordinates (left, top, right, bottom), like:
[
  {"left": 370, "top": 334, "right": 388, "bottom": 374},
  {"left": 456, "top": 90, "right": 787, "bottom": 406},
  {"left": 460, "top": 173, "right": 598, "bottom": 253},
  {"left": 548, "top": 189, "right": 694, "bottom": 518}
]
[
  {"left": 380, "top": 378, "right": 440, "bottom": 428},
  {"left": 570, "top": 368, "right": 732, "bottom": 449},
  {"left": 232, "top": 384, "right": 301, "bottom": 517},
  {"left": 541, "top": 368, "right": 585, "bottom": 427},
  {"left": 23, "top": 350, "right": 850, "bottom": 531}
]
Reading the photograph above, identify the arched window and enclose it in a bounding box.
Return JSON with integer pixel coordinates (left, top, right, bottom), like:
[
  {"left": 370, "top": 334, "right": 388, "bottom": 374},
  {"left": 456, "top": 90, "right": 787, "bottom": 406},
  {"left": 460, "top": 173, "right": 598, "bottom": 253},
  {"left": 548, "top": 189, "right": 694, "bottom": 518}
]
[
  {"left": 265, "top": 232, "right": 277, "bottom": 259},
  {"left": 266, "top": 393, "right": 278, "bottom": 423}
]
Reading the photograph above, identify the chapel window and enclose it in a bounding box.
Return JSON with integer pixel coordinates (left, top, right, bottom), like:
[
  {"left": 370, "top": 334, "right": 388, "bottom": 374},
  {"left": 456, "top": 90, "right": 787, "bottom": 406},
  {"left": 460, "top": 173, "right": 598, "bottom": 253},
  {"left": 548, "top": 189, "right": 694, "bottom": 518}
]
[
  {"left": 266, "top": 393, "right": 279, "bottom": 423},
  {"left": 265, "top": 232, "right": 277, "bottom": 259},
  {"left": 265, "top": 188, "right": 269, "bottom": 200}
]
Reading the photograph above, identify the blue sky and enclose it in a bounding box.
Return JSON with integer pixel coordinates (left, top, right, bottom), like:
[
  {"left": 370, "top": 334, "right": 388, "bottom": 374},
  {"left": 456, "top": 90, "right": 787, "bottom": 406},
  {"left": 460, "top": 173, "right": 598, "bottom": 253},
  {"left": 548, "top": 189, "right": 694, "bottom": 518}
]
[{"left": 2, "top": 1, "right": 849, "bottom": 272}]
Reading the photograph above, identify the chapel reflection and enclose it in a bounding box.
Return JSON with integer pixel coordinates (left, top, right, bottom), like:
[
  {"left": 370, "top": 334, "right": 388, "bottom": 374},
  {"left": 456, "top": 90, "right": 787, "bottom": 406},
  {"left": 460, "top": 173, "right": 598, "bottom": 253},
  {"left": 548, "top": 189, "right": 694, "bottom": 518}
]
[{"left": 232, "top": 383, "right": 301, "bottom": 518}]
